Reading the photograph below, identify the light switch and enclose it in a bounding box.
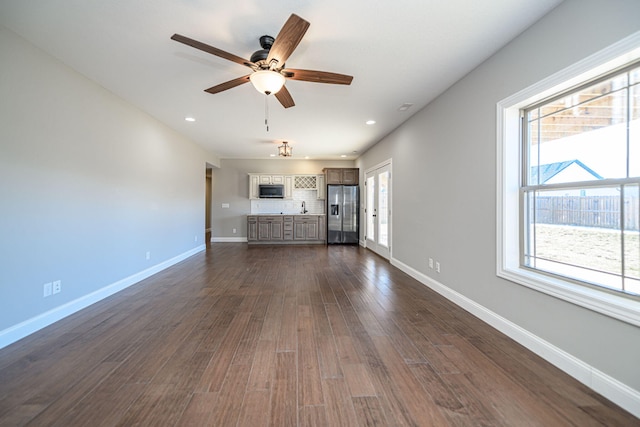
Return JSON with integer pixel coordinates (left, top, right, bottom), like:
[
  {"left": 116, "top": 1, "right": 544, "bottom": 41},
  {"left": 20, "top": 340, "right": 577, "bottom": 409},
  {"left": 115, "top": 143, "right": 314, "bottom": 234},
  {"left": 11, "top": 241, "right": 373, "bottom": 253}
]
[{"left": 221, "top": 203, "right": 230, "bottom": 208}]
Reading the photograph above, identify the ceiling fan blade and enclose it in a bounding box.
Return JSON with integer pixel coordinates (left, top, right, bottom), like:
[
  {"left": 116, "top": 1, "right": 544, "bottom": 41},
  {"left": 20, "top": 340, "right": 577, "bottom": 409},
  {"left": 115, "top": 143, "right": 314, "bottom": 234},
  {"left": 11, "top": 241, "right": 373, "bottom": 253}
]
[
  {"left": 275, "top": 85, "right": 295, "bottom": 108},
  {"left": 282, "top": 69, "right": 353, "bottom": 85},
  {"left": 204, "top": 75, "right": 251, "bottom": 94},
  {"left": 266, "top": 14, "right": 310, "bottom": 67},
  {"left": 171, "top": 34, "right": 254, "bottom": 68}
]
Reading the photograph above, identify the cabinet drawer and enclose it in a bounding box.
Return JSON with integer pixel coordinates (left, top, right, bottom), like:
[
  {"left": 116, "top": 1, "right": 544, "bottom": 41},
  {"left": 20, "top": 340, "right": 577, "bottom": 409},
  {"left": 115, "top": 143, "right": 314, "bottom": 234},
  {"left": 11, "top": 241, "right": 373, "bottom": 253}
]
[
  {"left": 258, "top": 216, "right": 283, "bottom": 222},
  {"left": 283, "top": 222, "right": 293, "bottom": 231},
  {"left": 294, "top": 216, "right": 315, "bottom": 222}
]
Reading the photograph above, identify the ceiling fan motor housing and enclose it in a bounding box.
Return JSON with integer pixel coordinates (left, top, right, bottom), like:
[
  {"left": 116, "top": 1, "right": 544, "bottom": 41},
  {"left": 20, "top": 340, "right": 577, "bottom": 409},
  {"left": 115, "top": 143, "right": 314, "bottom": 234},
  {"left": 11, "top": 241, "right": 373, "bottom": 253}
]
[{"left": 250, "top": 35, "right": 274, "bottom": 64}]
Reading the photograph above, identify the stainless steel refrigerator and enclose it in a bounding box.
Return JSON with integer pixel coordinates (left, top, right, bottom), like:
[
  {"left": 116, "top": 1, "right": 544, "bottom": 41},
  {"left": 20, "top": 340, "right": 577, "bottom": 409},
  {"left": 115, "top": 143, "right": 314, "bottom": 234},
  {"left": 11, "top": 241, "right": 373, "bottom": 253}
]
[{"left": 327, "top": 185, "right": 359, "bottom": 244}]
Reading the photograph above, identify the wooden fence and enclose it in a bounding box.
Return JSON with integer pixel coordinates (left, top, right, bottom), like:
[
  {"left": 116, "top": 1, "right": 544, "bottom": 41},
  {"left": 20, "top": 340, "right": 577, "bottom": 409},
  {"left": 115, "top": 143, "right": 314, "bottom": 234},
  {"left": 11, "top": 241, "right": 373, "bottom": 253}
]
[{"left": 535, "top": 196, "right": 639, "bottom": 231}]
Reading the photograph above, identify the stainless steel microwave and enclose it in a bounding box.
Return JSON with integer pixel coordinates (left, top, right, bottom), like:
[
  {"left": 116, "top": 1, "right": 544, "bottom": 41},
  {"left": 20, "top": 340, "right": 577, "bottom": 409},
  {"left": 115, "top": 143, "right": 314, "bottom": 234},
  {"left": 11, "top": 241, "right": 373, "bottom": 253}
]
[{"left": 259, "top": 184, "right": 284, "bottom": 198}]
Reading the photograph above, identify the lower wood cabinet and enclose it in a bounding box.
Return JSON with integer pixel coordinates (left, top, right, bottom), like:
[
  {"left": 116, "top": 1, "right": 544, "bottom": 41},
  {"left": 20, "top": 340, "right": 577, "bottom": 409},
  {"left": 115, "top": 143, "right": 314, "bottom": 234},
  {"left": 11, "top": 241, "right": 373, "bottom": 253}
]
[
  {"left": 283, "top": 216, "right": 293, "bottom": 240},
  {"left": 257, "top": 216, "right": 283, "bottom": 241},
  {"left": 294, "top": 216, "right": 319, "bottom": 240},
  {"left": 248, "top": 215, "right": 325, "bottom": 244},
  {"left": 247, "top": 216, "right": 258, "bottom": 241}
]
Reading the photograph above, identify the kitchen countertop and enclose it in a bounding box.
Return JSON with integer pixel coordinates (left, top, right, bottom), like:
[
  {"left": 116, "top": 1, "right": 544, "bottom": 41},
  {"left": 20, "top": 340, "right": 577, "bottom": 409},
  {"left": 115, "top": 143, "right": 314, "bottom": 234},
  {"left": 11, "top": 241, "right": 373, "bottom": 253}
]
[{"left": 248, "top": 213, "right": 325, "bottom": 216}]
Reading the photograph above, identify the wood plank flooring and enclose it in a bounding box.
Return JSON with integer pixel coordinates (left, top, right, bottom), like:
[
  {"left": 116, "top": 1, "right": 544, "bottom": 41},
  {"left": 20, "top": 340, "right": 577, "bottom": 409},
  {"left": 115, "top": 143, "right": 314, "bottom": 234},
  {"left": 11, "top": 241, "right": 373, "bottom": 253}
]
[{"left": 0, "top": 244, "right": 637, "bottom": 426}]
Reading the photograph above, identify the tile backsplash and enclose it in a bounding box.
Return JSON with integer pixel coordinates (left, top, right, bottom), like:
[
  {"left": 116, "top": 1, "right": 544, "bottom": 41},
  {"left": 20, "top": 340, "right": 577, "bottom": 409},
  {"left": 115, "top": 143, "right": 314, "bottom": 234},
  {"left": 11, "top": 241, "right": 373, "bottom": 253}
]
[{"left": 251, "top": 189, "right": 325, "bottom": 214}]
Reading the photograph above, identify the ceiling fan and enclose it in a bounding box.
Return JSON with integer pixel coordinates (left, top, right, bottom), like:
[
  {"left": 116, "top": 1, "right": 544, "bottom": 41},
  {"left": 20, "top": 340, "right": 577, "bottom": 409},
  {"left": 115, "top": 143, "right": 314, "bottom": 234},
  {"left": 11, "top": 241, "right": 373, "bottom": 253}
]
[{"left": 171, "top": 14, "right": 353, "bottom": 108}]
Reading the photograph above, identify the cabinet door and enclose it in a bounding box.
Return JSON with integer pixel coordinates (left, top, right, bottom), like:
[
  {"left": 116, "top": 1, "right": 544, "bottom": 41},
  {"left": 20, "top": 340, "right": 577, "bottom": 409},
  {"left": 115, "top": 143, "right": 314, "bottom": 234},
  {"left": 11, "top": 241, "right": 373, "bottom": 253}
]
[
  {"left": 316, "top": 174, "right": 325, "bottom": 199},
  {"left": 247, "top": 217, "right": 258, "bottom": 241},
  {"left": 284, "top": 175, "right": 293, "bottom": 199},
  {"left": 259, "top": 175, "right": 272, "bottom": 184},
  {"left": 270, "top": 221, "right": 283, "bottom": 240},
  {"left": 342, "top": 169, "right": 359, "bottom": 185},
  {"left": 317, "top": 216, "right": 326, "bottom": 241},
  {"left": 325, "top": 168, "right": 342, "bottom": 184},
  {"left": 306, "top": 221, "right": 319, "bottom": 240},
  {"left": 271, "top": 175, "right": 284, "bottom": 184},
  {"left": 293, "top": 222, "right": 307, "bottom": 240},
  {"left": 258, "top": 222, "right": 271, "bottom": 240},
  {"left": 249, "top": 175, "right": 260, "bottom": 199}
]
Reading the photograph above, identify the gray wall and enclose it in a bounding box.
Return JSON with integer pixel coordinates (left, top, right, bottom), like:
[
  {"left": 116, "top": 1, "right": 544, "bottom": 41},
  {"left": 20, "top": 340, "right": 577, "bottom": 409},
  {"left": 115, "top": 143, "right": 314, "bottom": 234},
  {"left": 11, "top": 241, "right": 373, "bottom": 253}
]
[
  {"left": 356, "top": 0, "right": 640, "bottom": 392},
  {"left": 211, "top": 158, "right": 355, "bottom": 238},
  {"left": 0, "top": 26, "right": 217, "bottom": 334}
]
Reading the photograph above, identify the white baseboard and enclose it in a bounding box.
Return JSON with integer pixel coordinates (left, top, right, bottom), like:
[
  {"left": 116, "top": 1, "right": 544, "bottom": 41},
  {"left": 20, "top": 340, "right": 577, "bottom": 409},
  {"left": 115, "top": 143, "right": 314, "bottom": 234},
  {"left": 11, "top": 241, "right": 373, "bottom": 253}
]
[
  {"left": 0, "top": 245, "right": 206, "bottom": 350},
  {"left": 212, "top": 237, "right": 248, "bottom": 243},
  {"left": 390, "top": 256, "right": 640, "bottom": 419}
]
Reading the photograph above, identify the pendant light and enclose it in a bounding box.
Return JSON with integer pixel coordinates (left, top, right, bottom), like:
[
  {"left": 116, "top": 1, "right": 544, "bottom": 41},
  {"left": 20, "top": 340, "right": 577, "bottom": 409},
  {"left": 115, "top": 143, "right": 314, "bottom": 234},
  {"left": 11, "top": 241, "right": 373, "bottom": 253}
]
[{"left": 278, "top": 141, "right": 292, "bottom": 157}]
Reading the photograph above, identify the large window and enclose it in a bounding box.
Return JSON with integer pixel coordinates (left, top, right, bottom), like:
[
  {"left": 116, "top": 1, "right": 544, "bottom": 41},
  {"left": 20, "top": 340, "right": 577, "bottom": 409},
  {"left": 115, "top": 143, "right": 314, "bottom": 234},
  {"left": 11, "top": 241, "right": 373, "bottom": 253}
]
[
  {"left": 497, "top": 35, "right": 640, "bottom": 326},
  {"left": 522, "top": 63, "right": 640, "bottom": 295}
]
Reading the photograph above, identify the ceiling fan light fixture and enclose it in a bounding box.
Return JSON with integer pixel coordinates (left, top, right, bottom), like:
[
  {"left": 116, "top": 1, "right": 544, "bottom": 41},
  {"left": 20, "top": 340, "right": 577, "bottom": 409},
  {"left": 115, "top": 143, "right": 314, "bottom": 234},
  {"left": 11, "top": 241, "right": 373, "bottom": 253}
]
[
  {"left": 250, "top": 70, "right": 285, "bottom": 95},
  {"left": 278, "top": 141, "right": 292, "bottom": 157}
]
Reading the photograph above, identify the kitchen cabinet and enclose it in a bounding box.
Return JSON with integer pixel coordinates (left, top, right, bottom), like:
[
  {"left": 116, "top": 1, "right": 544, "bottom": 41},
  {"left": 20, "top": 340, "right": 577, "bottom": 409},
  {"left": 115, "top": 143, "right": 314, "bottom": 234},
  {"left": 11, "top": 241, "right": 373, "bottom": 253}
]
[
  {"left": 318, "top": 215, "right": 326, "bottom": 241},
  {"left": 249, "top": 174, "right": 292, "bottom": 200},
  {"left": 323, "top": 168, "right": 359, "bottom": 185},
  {"left": 293, "top": 175, "right": 316, "bottom": 189},
  {"left": 294, "top": 215, "right": 320, "bottom": 240},
  {"left": 247, "top": 215, "right": 325, "bottom": 244},
  {"left": 247, "top": 216, "right": 258, "bottom": 241},
  {"left": 284, "top": 176, "right": 293, "bottom": 199},
  {"left": 259, "top": 175, "right": 284, "bottom": 184},
  {"left": 283, "top": 216, "right": 293, "bottom": 240},
  {"left": 249, "top": 175, "right": 260, "bottom": 199},
  {"left": 316, "top": 174, "right": 325, "bottom": 199},
  {"left": 257, "top": 216, "right": 283, "bottom": 241}
]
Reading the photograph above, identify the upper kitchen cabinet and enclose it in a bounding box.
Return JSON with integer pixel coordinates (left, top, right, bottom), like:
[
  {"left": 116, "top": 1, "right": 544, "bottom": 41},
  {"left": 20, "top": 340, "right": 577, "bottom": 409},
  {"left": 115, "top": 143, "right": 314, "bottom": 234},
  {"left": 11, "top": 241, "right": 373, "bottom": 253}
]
[
  {"left": 323, "top": 168, "right": 359, "bottom": 185},
  {"left": 249, "top": 175, "right": 260, "bottom": 199},
  {"left": 260, "top": 175, "right": 284, "bottom": 184},
  {"left": 316, "top": 174, "right": 325, "bottom": 200},
  {"left": 292, "top": 174, "right": 326, "bottom": 199},
  {"left": 249, "top": 174, "right": 291, "bottom": 200}
]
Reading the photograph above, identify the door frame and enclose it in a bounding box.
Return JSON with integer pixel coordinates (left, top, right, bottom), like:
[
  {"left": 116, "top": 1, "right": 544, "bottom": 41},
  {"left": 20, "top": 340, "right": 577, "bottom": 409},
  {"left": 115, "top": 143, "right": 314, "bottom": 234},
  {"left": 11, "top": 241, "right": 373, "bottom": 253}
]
[{"left": 364, "top": 159, "right": 392, "bottom": 260}]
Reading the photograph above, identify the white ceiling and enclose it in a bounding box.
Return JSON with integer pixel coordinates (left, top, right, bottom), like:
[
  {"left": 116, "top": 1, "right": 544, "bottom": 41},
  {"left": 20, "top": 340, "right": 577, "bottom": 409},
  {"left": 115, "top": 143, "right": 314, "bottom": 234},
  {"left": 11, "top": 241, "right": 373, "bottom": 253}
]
[{"left": 0, "top": 0, "right": 562, "bottom": 160}]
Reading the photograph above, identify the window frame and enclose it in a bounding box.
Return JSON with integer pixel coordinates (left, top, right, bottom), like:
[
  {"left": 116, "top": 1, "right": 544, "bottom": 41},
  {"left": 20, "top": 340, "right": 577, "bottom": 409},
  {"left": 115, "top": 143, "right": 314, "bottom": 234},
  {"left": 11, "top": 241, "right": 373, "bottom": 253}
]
[{"left": 497, "top": 32, "right": 640, "bottom": 327}]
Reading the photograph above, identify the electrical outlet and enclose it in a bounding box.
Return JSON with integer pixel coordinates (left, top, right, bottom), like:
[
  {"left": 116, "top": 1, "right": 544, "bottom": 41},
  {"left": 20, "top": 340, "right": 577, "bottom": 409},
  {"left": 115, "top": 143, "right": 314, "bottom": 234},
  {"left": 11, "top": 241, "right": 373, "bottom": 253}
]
[
  {"left": 429, "top": 258, "right": 434, "bottom": 269},
  {"left": 232, "top": 228, "right": 237, "bottom": 234},
  {"left": 435, "top": 262, "right": 441, "bottom": 273},
  {"left": 43, "top": 282, "right": 52, "bottom": 297},
  {"left": 146, "top": 251, "right": 150, "bottom": 260},
  {"left": 53, "top": 280, "right": 61, "bottom": 294}
]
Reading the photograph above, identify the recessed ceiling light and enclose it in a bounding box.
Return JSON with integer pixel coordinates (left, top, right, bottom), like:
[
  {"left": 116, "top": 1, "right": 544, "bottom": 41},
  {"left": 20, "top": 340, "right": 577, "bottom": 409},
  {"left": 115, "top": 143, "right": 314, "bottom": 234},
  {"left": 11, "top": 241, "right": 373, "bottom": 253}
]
[
  {"left": 365, "top": 120, "right": 376, "bottom": 125},
  {"left": 398, "top": 103, "right": 414, "bottom": 112},
  {"left": 341, "top": 154, "right": 347, "bottom": 158},
  {"left": 304, "top": 156, "right": 310, "bottom": 159},
  {"left": 185, "top": 117, "right": 196, "bottom": 122},
  {"left": 270, "top": 154, "right": 276, "bottom": 157}
]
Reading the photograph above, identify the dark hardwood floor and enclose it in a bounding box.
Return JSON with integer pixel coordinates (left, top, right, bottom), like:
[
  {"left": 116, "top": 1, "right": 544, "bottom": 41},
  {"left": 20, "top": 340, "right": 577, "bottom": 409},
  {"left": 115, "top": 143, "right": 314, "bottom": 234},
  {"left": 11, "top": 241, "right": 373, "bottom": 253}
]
[{"left": 0, "top": 244, "right": 637, "bottom": 426}]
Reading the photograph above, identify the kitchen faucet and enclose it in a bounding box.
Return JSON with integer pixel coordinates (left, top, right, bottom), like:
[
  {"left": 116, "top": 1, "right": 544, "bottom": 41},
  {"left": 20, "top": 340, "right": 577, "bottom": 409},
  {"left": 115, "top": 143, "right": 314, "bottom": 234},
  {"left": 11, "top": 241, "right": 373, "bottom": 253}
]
[{"left": 301, "top": 201, "right": 308, "bottom": 214}]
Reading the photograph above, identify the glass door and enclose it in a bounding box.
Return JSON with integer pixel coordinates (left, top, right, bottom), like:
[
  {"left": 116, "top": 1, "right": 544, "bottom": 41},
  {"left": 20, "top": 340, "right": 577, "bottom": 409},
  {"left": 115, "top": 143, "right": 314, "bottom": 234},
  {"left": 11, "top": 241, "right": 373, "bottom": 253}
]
[{"left": 365, "top": 162, "right": 391, "bottom": 259}]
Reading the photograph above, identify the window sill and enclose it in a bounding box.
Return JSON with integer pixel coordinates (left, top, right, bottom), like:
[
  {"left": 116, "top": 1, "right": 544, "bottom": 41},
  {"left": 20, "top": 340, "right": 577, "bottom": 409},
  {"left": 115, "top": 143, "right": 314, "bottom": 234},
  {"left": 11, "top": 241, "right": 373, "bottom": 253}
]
[{"left": 497, "top": 264, "right": 640, "bottom": 327}]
